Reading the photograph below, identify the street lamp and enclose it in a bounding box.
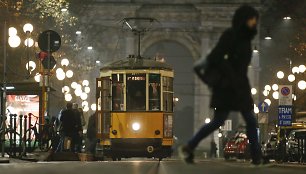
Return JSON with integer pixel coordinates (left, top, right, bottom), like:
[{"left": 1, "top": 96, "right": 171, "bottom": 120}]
[
  {"left": 299, "top": 65, "right": 306, "bottom": 73},
  {"left": 264, "top": 99, "right": 271, "bottom": 106},
  {"left": 264, "top": 85, "right": 271, "bottom": 91},
  {"left": 288, "top": 74, "right": 295, "bottom": 82},
  {"left": 251, "top": 88, "right": 257, "bottom": 95},
  {"left": 277, "top": 71, "right": 284, "bottom": 79},
  {"left": 205, "top": 118, "right": 211, "bottom": 124},
  {"left": 91, "top": 104, "right": 97, "bottom": 111},
  {"left": 263, "top": 90, "right": 269, "bottom": 97},
  {"left": 23, "top": 23, "right": 33, "bottom": 33},
  {"left": 34, "top": 73, "right": 41, "bottom": 82},
  {"left": 8, "top": 35, "right": 21, "bottom": 48},
  {"left": 8, "top": 27, "right": 17, "bottom": 36},
  {"left": 272, "top": 84, "right": 279, "bottom": 91},
  {"left": 82, "top": 80, "right": 89, "bottom": 86},
  {"left": 298, "top": 80, "right": 306, "bottom": 90},
  {"left": 84, "top": 86, "right": 90, "bottom": 93},
  {"left": 66, "top": 70, "right": 73, "bottom": 78},
  {"left": 26, "top": 61, "right": 36, "bottom": 73},
  {"left": 272, "top": 91, "right": 279, "bottom": 100},
  {"left": 81, "top": 92, "right": 88, "bottom": 100},
  {"left": 61, "top": 58, "right": 69, "bottom": 66},
  {"left": 64, "top": 93, "right": 72, "bottom": 102},
  {"left": 292, "top": 66, "right": 299, "bottom": 74}
]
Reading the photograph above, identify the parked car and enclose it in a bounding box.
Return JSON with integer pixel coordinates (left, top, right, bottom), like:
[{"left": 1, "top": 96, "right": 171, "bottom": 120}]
[
  {"left": 224, "top": 133, "right": 250, "bottom": 160},
  {"left": 262, "top": 133, "right": 277, "bottom": 159}
]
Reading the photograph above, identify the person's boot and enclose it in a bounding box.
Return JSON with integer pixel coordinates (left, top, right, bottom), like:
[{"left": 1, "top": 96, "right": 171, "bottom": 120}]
[{"left": 178, "top": 145, "right": 194, "bottom": 164}]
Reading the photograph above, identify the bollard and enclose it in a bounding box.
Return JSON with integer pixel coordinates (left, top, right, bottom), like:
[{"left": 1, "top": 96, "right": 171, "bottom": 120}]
[
  {"left": 9, "top": 114, "right": 13, "bottom": 156},
  {"left": 19, "top": 115, "right": 23, "bottom": 157},
  {"left": 23, "top": 115, "right": 27, "bottom": 157},
  {"left": 13, "top": 114, "right": 17, "bottom": 157},
  {"left": 28, "top": 113, "right": 32, "bottom": 150}
]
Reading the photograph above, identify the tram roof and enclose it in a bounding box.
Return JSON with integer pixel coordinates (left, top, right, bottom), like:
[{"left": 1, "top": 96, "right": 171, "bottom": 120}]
[{"left": 100, "top": 58, "right": 173, "bottom": 71}]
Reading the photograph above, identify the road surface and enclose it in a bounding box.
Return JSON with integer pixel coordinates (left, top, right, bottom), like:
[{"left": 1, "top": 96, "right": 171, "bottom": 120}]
[{"left": 0, "top": 159, "right": 305, "bottom": 174}]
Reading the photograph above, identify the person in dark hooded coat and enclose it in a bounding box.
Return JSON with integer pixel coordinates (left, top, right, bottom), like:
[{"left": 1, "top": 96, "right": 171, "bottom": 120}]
[{"left": 179, "top": 5, "right": 262, "bottom": 165}]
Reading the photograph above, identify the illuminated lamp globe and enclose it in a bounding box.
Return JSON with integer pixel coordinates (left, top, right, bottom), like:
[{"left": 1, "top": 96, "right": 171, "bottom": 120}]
[
  {"left": 66, "top": 70, "right": 73, "bottom": 78},
  {"left": 205, "top": 118, "right": 211, "bottom": 124},
  {"left": 75, "top": 88, "right": 82, "bottom": 97},
  {"left": 56, "top": 71, "right": 65, "bottom": 80},
  {"left": 263, "top": 90, "right": 269, "bottom": 97},
  {"left": 64, "top": 94, "right": 72, "bottom": 102},
  {"left": 85, "top": 87, "right": 90, "bottom": 93},
  {"left": 218, "top": 133, "right": 223, "bottom": 138},
  {"left": 254, "top": 107, "right": 259, "bottom": 114},
  {"left": 24, "top": 38, "right": 34, "bottom": 47},
  {"left": 82, "top": 80, "right": 89, "bottom": 86},
  {"left": 26, "top": 61, "right": 36, "bottom": 72},
  {"left": 81, "top": 93, "right": 88, "bottom": 100},
  {"left": 272, "top": 91, "right": 279, "bottom": 100},
  {"left": 71, "top": 82, "right": 78, "bottom": 89},
  {"left": 251, "top": 88, "right": 257, "bottom": 95},
  {"left": 8, "top": 35, "right": 21, "bottom": 48},
  {"left": 292, "top": 66, "right": 299, "bottom": 74},
  {"left": 8, "top": 27, "right": 17, "bottom": 36},
  {"left": 298, "top": 80, "right": 306, "bottom": 90},
  {"left": 277, "top": 71, "right": 284, "bottom": 79},
  {"left": 264, "top": 85, "right": 271, "bottom": 91},
  {"left": 288, "top": 74, "right": 295, "bottom": 82},
  {"left": 299, "top": 65, "right": 306, "bottom": 73},
  {"left": 23, "top": 23, "right": 33, "bottom": 33},
  {"left": 83, "top": 106, "right": 89, "bottom": 112},
  {"left": 272, "top": 84, "right": 279, "bottom": 91},
  {"left": 82, "top": 101, "right": 88, "bottom": 107},
  {"left": 76, "top": 84, "right": 82, "bottom": 90},
  {"left": 61, "top": 58, "right": 69, "bottom": 66},
  {"left": 62, "top": 86, "right": 70, "bottom": 94},
  {"left": 264, "top": 99, "right": 271, "bottom": 106},
  {"left": 91, "top": 104, "right": 96, "bottom": 111},
  {"left": 56, "top": 68, "right": 64, "bottom": 74},
  {"left": 34, "top": 73, "right": 41, "bottom": 82}
]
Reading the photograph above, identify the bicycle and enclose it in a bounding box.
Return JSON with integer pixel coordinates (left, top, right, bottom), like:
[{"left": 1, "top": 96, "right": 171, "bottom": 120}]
[
  {"left": 0, "top": 114, "right": 21, "bottom": 157},
  {"left": 23, "top": 113, "right": 56, "bottom": 152}
]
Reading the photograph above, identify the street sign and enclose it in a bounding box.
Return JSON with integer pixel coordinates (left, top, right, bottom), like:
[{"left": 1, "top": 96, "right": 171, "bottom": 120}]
[
  {"left": 38, "top": 30, "right": 61, "bottom": 52},
  {"left": 221, "top": 120, "right": 232, "bottom": 131},
  {"left": 278, "top": 105, "right": 292, "bottom": 126},
  {"left": 258, "top": 102, "right": 269, "bottom": 113},
  {"left": 279, "top": 85, "right": 292, "bottom": 105},
  {"left": 258, "top": 113, "right": 268, "bottom": 124}
]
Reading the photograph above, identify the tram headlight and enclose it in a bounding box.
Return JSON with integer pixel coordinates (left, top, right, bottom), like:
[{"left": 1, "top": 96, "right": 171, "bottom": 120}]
[{"left": 132, "top": 122, "right": 141, "bottom": 131}]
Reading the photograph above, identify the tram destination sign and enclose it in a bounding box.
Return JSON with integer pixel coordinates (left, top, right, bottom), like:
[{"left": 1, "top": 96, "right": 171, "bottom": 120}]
[{"left": 278, "top": 105, "right": 292, "bottom": 127}]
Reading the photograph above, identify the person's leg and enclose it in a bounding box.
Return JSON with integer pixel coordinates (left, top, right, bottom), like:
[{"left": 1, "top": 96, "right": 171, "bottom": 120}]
[
  {"left": 240, "top": 110, "right": 262, "bottom": 164},
  {"left": 187, "top": 110, "right": 229, "bottom": 150}
]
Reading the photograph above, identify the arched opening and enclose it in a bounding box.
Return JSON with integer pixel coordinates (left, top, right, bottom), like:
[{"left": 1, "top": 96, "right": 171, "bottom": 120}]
[{"left": 143, "top": 40, "right": 194, "bottom": 143}]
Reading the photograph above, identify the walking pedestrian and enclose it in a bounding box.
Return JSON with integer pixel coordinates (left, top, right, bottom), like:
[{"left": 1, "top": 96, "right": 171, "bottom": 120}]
[
  {"left": 56, "top": 102, "right": 78, "bottom": 152},
  {"left": 179, "top": 5, "right": 262, "bottom": 165},
  {"left": 73, "top": 103, "right": 83, "bottom": 152}
]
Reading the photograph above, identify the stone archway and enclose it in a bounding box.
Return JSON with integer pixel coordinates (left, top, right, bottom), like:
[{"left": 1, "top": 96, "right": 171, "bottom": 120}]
[{"left": 143, "top": 39, "right": 196, "bottom": 143}]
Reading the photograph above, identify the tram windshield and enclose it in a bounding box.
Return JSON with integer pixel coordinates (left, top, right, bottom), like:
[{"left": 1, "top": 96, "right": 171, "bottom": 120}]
[{"left": 126, "top": 73, "right": 146, "bottom": 111}]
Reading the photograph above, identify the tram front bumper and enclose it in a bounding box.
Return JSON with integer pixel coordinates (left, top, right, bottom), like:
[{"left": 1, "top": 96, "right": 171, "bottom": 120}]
[{"left": 102, "top": 138, "right": 172, "bottom": 158}]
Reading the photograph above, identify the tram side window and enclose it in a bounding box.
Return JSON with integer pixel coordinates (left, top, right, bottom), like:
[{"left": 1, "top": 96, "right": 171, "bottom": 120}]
[
  {"left": 163, "top": 77, "right": 174, "bottom": 112},
  {"left": 149, "top": 74, "right": 161, "bottom": 111},
  {"left": 126, "top": 74, "right": 146, "bottom": 111},
  {"left": 112, "top": 74, "right": 124, "bottom": 111}
]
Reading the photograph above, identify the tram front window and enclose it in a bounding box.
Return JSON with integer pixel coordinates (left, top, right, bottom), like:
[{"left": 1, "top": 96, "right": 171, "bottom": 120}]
[{"left": 126, "top": 74, "right": 146, "bottom": 111}]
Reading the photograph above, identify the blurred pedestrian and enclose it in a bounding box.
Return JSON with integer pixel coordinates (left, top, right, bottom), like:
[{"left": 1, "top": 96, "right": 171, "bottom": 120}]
[
  {"left": 86, "top": 113, "right": 97, "bottom": 155},
  {"left": 56, "top": 102, "right": 77, "bottom": 152},
  {"left": 179, "top": 5, "right": 262, "bottom": 165},
  {"left": 73, "top": 103, "right": 83, "bottom": 152}
]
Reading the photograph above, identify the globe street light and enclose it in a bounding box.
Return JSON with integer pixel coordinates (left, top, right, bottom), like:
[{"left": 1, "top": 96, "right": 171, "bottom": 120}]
[
  {"left": 263, "top": 90, "right": 269, "bottom": 97},
  {"left": 71, "top": 82, "right": 78, "bottom": 89},
  {"left": 61, "top": 58, "right": 69, "bottom": 67},
  {"left": 85, "top": 86, "right": 90, "bottom": 93},
  {"left": 272, "top": 91, "right": 279, "bottom": 100},
  {"left": 8, "top": 27, "right": 17, "bottom": 36},
  {"left": 8, "top": 35, "right": 21, "bottom": 48},
  {"left": 82, "top": 80, "right": 89, "bottom": 86},
  {"left": 65, "top": 94, "right": 72, "bottom": 102},
  {"left": 277, "top": 71, "right": 284, "bottom": 79},
  {"left": 66, "top": 70, "right": 73, "bottom": 78},
  {"left": 34, "top": 73, "right": 41, "bottom": 82},
  {"left": 81, "top": 92, "right": 88, "bottom": 100},
  {"left": 23, "top": 23, "right": 33, "bottom": 33},
  {"left": 288, "top": 74, "right": 295, "bottom": 82},
  {"left": 82, "top": 101, "right": 88, "bottom": 107},
  {"left": 205, "top": 118, "right": 211, "bottom": 124},
  {"left": 24, "top": 38, "right": 34, "bottom": 47},
  {"left": 272, "top": 84, "right": 279, "bottom": 91},
  {"left": 299, "top": 65, "right": 306, "bottom": 73},
  {"left": 292, "top": 66, "right": 299, "bottom": 74},
  {"left": 298, "top": 80, "right": 306, "bottom": 90},
  {"left": 26, "top": 61, "right": 36, "bottom": 73},
  {"left": 264, "top": 99, "right": 271, "bottom": 106},
  {"left": 251, "top": 88, "right": 257, "bottom": 95},
  {"left": 264, "top": 85, "right": 271, "bottom": 91}
]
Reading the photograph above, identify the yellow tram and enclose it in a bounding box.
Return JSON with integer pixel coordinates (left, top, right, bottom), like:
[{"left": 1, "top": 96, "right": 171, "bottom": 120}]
[{"left": 95, "top": 56, "right": 174, "bottom": 160}]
